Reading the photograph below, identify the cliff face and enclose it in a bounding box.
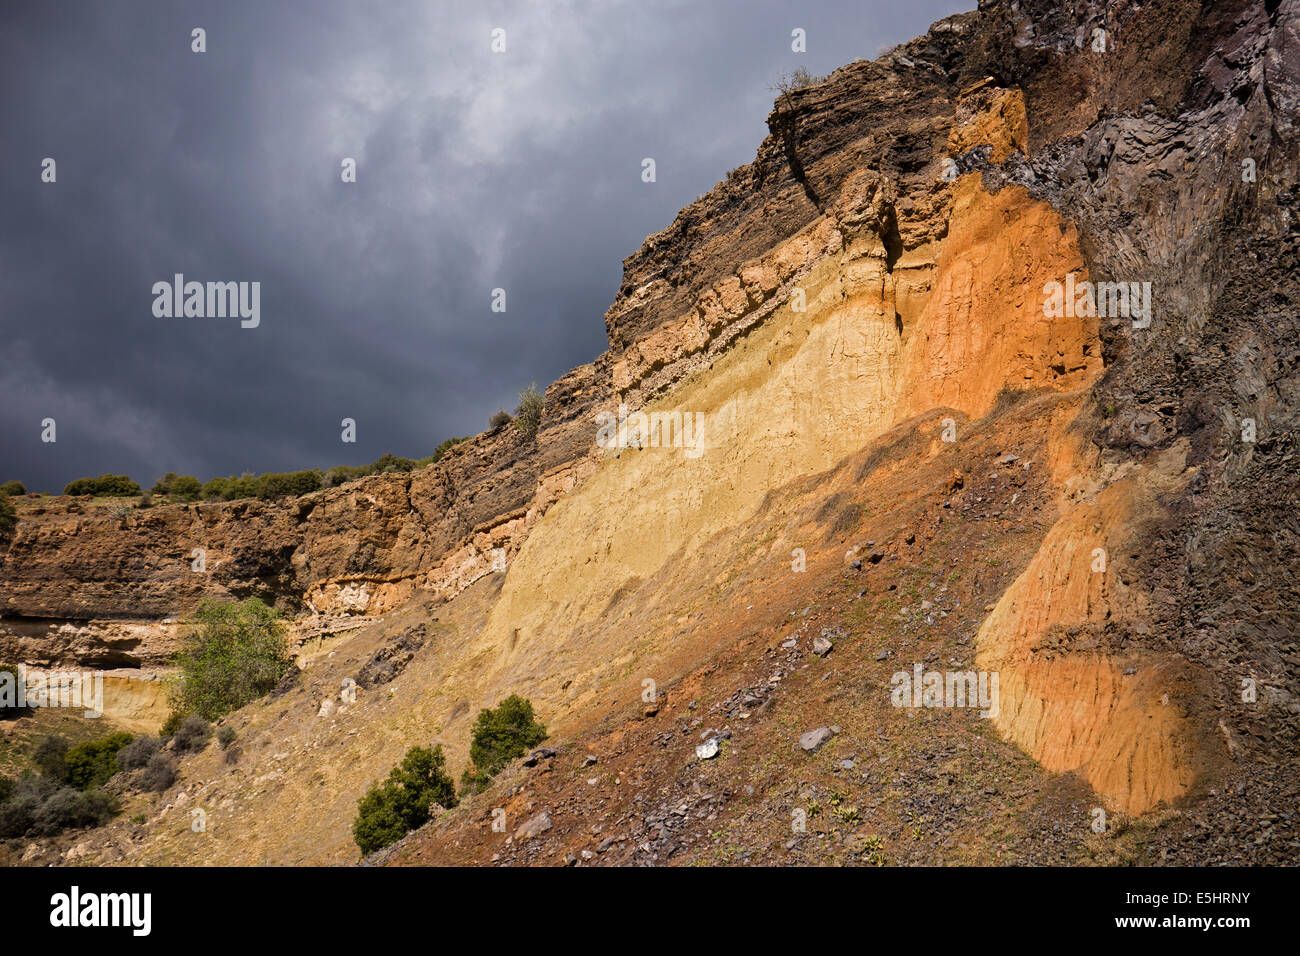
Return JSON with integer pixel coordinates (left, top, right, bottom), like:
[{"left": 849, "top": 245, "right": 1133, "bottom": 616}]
[
  {"left": 3, "top": 0, "right": 1298, "bottom": 864},
  {"left": 963, "top": 0, "right": 1300, "bottom": 815},
  {"left": 0, "top": 357, "right": 608, "bottom": 663}
]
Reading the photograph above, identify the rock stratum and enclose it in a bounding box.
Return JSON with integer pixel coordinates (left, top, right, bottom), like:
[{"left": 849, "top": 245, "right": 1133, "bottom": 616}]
[{"left": 1, "top": 0, "right": 1297, "bottom": 865}]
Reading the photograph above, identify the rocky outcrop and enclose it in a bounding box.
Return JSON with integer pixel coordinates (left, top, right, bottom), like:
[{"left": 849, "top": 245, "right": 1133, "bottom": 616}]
[
  {"left": 2, "top": 0, "right": 1296, "bottom": 831},
  {"left": 0, "top": 358, "right": 611, "bottom": 666},
  {"left": 958, "top": 0, "right": 1300, "bottom": 813}
]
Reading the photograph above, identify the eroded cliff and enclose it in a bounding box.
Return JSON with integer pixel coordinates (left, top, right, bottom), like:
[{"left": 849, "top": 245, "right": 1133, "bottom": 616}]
[{"left": 3, "top": 0, "right": 1297, "bottom": 865}]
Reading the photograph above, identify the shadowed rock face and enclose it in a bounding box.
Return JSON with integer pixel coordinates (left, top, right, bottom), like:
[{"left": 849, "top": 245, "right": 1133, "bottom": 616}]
[{"left": 1, "top": 0, "right": 1297, "bottom": 836}]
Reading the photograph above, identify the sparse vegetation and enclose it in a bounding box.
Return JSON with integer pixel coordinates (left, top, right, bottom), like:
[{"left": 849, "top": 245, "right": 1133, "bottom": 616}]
[
  {"left": 116, "top": 735, "right": 161, "bottom": 771},
  {"left": 369, "top": 453, "right": 418, "bottom": 475},
  {"left": 217, "top": 725, "right": 237, "bottom": 749},
  {"left": 200, "top": 469, "right": 323, "bottom": 502},
  {"left": 31, "top": 734, "right": 71, "bottom": 783},
  {"left": 0, "top": 731, "right": 124, "bottom": 838},
  {"left": 513, "top": 384, "right": 545, "bottom": 437},
  {"left": 0, "top": 664, "right": 30, "bottom": 717},
  {"left": 64, "top": 731, "right": 133, "bottom": 790},
  {"left": 322, "top": 445, "right": 464, "bottom": 489},
  {"left": 772, "top": 67, "right": 823, "bottom": 104},
  {"left": 151, "top": 473, "right": 202, "bottom": 500},
  {"left": 352, "top": 745, "right": 458, "bottom": 855},
  {"left": 170, "top": 598, "right": 292, "bottom": 722},
  {"left": 489, "top": 409, "right": 512, "bottom": 429},
  {"left": 466, "top": 695, "right": 548, "bottom": 779},
  {"left": 859, "top": 834, "right": 889, "bottom": 866},
  {"left": 62, "top": 474, "right": 141, "bottom": 497},
  {"left": 817, "top": 491, "right": 861, "bottom": 540},
  {"left": 139, "top": 753, "right": 177, "bottom": 793},
  {"left": 159, "top": 710, "right": 187, "bottom": 740},
  {"left": 457, "top": 766, "right": 493, "bottom": 796},
  {"left": 171, "top": 715, "right": 213, "bottom": 753},
  {"left": 430, "top": 436, "right": 467, "bottom": 462},
  {"left": 991, "top": 383, "right": 1027, "bottom": 415},
  {"left": 0, "top": 495, "right": 15, "bottom": 541}
]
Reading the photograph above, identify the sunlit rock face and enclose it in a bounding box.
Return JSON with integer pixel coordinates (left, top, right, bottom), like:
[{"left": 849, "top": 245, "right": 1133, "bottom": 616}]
[{"left": 2, "top": 0, "right": 1297, "bottom": 850}]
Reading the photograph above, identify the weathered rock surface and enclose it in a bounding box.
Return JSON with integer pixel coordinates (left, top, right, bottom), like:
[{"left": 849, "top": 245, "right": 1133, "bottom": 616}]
[{"left": 2, "top": 0, "right": 1297, "bottom": 863}]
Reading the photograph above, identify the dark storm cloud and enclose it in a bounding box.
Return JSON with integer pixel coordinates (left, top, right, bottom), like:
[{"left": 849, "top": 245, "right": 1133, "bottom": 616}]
[{"left": 0, "top": 0, "right": 969, "bottom": 492}]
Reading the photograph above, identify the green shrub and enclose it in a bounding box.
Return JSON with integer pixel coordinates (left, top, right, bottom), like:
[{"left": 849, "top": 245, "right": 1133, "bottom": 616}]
[
  {"left": 0, "top": 496, "right": 17, "bottom": 540},
  {"left": 154, "top": 473, "right": 204, "bottom": 500},
  {"left": 31, "top": 786, "right": 116, "bottom": 836},
  {"left": 256, "top": 470, "right": 323, "bottom": 499},
  {"left": 0, "top": 664, "right": 27, "bottom": 717},
  {"left": 0, "top": 771, "right": 116, "bottom": 838},
  {"left": 352, "top": 745, "right": 458, "bottom": 855},
  {"left": 323, "top": 445, "right": 465, "bottom": 489},
  {"left": 200, "top": 476, "right": 231, "bottom": 501},
  {"left": 324, "top": 464, "right": 371, "bottom": 487},
  {"left": 217, "top": 725, "right": 237, "bottom": 749},
  {"left": 117, "top": 735, "right": 161, "bottom": 771},
  {"left": 0, "top": 480, "right": 25, "bottom": 496},
  {"left": 458, "top": 766, "right": 492, "bottom": 797},
  {"left": 467, "top": 695, "right": 547, "bottom": 778},
  {"left": 431, "top": 437, "right": 467, "bottom": 462},
  {"left": 139, "top": 753, "right": 176, "bottom": 792},
  {"left": 32, "top": 735, "right": 71, "bottom": 782},
  {"left": 63, "top": 474, "right": 141, "bottom": 497},
  {"left": 159, "top": 710, "right": 187, "bottom": 739},
  {"left": 65, "top": 732, "right": 133, "bottom": 790},
  {"left": 0, "top": 775, "right": 55, "bottom": 837},
  {"left": 489, "top": 410, "right": 512, "bottom": 429},
  {"left": 229, "top": 473, "right": 260, "bottom": 499},
  {"left": 199, "top": 470, "right": 322, "bottom": 501},
  {"left": 103, "top": 474, "right": 141, "bottom": 496},
  {"left": 172, "top": 715, "right": 212, "bottom": 753},
  {"left": 170, "top": 475, "right": 202, "bottom": 500},
  {"left": 171, "top": 598, "right": 292, "bottom": 721},
  {"left": 369, "top": 453, "right": 416, "bottom": 474},
  {"left": 513, "top": 384, "right": 544, "bottom": 436}
]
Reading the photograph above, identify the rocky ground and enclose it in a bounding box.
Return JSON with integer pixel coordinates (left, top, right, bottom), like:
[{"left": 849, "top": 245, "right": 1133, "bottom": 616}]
[{"left": 379, "top": 391, "right": 1298, "bottom": 867}]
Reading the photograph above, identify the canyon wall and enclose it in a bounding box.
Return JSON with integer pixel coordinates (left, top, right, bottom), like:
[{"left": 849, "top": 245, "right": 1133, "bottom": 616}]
[{"left": 2, "top": 0, "right": 1296, "bottom": 823}]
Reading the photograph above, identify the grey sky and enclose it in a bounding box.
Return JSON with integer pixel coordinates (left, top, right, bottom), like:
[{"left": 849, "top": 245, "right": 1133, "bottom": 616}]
[{"left": 0, "top": 0, "right": 969, "bottom": 492}]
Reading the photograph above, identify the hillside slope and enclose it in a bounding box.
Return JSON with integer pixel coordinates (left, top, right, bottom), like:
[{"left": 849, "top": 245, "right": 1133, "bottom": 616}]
[{"left": 3, "top": 0, "right": 1297, "bottom": 866}]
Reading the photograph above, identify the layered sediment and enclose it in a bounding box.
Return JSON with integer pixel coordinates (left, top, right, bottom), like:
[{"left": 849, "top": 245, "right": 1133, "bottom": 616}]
[{"left": 2, "top": 0, "right": 1296, "bottom": 838}]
